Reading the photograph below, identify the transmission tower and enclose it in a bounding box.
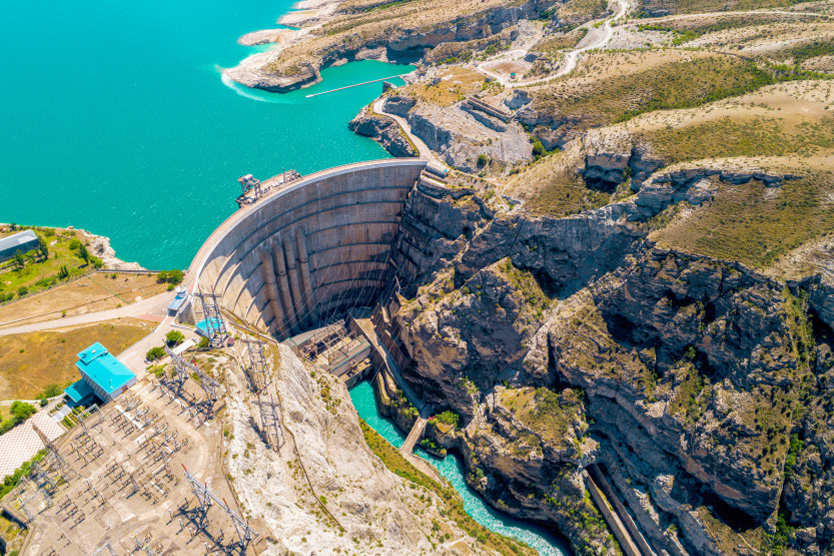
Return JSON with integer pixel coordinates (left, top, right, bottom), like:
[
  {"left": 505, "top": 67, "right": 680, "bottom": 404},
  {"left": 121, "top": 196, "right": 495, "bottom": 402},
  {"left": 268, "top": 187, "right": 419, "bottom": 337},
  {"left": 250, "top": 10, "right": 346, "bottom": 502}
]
[
  {"left": 32, "top": 422, "right": 75, "bottom": 481},
  {"left": 197, "top": 288, "right": 227, "bottom": 348},
  {"left": 181, "top": 466, "right": 258, "bottom": 553},
  {"left": 166, "top": 348, "right": 219, "bottom": 417},
  {"left": 255, "top": 394, "right": 284, "bottom": 452},
  {"left": 245, "top": 339, "right": 269, "bottom": 394},
  {"left": 162, "top": 346, "right": 190, "bottom": 398}
]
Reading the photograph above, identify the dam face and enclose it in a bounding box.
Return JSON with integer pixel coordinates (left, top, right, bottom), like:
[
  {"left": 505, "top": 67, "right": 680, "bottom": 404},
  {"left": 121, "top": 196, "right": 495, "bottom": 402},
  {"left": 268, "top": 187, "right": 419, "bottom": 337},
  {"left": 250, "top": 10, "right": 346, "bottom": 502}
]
[{"left": 190, "top": 159, "right": 428, "bottom": 337}]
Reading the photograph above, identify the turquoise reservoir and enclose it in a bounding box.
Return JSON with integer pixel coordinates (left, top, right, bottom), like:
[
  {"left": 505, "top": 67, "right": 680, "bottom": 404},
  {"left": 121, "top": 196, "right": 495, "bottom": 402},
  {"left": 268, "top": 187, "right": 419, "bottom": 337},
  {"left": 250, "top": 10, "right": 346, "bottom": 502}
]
[
  {"left": 0, "top": 0, "right": 412, "bottom": 269},
  {"left": 349, "top": 380, "right": 572, "bottom": 556}
]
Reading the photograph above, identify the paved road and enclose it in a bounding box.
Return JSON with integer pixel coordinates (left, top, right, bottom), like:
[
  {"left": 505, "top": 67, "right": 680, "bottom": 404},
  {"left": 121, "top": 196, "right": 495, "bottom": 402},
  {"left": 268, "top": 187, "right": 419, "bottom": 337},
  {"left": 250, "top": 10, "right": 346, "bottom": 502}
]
[
  {"left": 372, "top": 97, "right": 440, "bottom": 165},
  {"left": 472, "top": 0, "right": 632, "bottom": 87},
  {"left": 0, "top": 290, "right": 174, "bottom": 337}
]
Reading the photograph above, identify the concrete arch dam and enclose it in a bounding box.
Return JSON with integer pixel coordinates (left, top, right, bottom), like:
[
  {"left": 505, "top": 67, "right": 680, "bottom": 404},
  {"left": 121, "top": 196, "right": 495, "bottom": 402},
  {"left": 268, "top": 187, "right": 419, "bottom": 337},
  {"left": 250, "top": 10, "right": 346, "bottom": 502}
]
[{"left": 188, "top": 159, "right": 429, "bottom": 338}]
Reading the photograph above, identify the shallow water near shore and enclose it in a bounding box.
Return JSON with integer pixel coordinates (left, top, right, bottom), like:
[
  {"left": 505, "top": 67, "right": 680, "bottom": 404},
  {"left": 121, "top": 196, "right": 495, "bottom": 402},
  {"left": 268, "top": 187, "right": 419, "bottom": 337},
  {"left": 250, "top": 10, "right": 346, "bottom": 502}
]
[
  {"left": 350, "top": 380, "right": 571, "bottom": 556},
  {"left": 0, "top": 0, "right": 411, "bottom": 268}
]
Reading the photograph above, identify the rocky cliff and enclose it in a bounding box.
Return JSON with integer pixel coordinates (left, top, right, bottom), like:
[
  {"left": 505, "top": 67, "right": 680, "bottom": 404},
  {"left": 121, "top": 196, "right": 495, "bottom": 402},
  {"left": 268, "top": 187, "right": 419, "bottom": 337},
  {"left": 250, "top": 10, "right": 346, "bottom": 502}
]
[
  {"left": 224, "top": 342, "right": 529, "bottom": 556},
  {"left": 381, "top": 166, "right": 834, "bottom": 556},
  {"left": 349, "top": 106, "right": 419, "bottom": 158}
]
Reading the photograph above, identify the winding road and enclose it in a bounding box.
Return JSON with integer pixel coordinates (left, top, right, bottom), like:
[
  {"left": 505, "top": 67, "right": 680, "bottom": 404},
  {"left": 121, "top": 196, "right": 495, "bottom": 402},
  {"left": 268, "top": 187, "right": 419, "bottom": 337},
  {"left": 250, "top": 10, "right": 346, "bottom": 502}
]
[{"left": 472, "top": 0, "right": 633, "bottom": 87}]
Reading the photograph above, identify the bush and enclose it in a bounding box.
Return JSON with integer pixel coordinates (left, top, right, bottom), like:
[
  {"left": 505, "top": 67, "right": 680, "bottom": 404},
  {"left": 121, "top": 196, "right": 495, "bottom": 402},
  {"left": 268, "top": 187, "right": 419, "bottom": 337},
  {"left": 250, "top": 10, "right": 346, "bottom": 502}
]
[
  {"left": 146, "top": 346, "right": 166, "bottom": 361},
  {"left": 10, "top": 401, "right": 36, "bottom": 422},
  {"left": 157, "top": 269, "right": 184, "bottom": 285},
  {"left": 435, "top": 410, "right": 460, "bottom": 428},
  {"left": 477, "top": 154, "right": 489, "bottom": 167},
  {"left": 532, "top": 139, "right": 546, "bottom": 159},
  {"left": 17, "top": 286, "right": 29, "bottom": 297},
  {"left": 197, "top": 336, "right": 210, "bottom": 349},
  {"left": 39, "top": 398, "right": 48, "bottom": 407},
  {"left": 166, "top": 330, "right": 185, "bottom": 347},
  {"left": 40, "top": 384, "right": 62, "bottom": 398}
]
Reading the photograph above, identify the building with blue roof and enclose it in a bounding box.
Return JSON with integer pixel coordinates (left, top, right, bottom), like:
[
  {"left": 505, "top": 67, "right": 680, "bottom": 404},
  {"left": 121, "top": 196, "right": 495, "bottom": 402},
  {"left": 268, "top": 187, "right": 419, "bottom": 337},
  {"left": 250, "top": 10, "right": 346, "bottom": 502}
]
[{"left": 64, "top": 342, "right": 137, "bottom": 406}]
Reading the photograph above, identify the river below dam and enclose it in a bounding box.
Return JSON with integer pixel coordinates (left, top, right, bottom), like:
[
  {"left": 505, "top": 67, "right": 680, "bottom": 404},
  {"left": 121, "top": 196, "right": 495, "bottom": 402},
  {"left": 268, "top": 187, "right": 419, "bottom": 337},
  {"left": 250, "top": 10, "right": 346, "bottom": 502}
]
[
  {"left": 0, "top": 0, "right": 412, "bottom": 269},
  {"left": 349, "top": 380, "right": 572, "bottom": 556}
]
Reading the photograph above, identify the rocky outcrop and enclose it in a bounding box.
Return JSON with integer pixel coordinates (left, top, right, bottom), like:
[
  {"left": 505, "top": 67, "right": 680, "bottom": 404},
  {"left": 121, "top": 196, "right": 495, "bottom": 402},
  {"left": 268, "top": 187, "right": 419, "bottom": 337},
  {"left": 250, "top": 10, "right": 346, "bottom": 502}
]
[
  {"left": 405, "top": 102, "right": 534, "bottom": 173},
  {"left": 224, "top": 52, "right": 320, "bottom": 92},
  {"left": 349, "top": 106, "right": 418, "bottom": 157},
  {"left": 226, "top": 342, "right": 516, "bottom": 555},
  {"left": 504, "top": 89, "right": 531, "bottom": 111},
  {"left": 75, "top": 228, "right": 145, "bottom": 270},
  {"left": 228, "top": 0, "right": 557, "bottom": 92},
  {"left": 383, "top": 168, "right": 834, "bottom": 555}
]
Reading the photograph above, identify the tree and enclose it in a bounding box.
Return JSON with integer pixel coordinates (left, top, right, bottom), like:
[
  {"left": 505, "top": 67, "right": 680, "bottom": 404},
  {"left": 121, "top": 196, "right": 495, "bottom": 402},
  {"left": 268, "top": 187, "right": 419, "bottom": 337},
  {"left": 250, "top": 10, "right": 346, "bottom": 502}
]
[
  {"left": 10, "top": 401, "right": 36, "bottom": 422},
  {"left": 477, "top": 154, "right": 489, "bottom": 167},
  {"left": 78, "top": 243, "right": 90, "bottom": 264},
  {"left": 165, "top": 330, "right": 185, "bottom": 347},
  {"left": 58, "top": 265, "right": 70, "bottom": 280},
  {"left": 157, "top": 269, "right": 184, "bottom": 285},
  {"left": 12, "top": 250, "right": 25, "bottom": 271},
  {"left": 37, "top": 235, "right": 49, "bottom": 261}
]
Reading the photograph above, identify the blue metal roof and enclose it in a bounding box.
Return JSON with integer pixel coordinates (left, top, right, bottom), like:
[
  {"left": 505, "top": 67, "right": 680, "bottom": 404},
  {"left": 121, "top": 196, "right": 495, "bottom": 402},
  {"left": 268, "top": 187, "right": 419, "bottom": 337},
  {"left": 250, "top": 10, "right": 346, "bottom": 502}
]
[
  {"left": 64, "top": 379, "right": 95, "bottom": 404},
  {"left": 75, "top": 342, "right": 136, "bottom": 395}
]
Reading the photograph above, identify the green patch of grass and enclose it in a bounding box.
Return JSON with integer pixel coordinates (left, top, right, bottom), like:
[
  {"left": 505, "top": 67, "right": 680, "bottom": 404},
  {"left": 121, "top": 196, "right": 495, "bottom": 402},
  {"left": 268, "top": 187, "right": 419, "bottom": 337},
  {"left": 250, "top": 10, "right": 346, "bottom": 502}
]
[
  {"left": 516, "top": 155, "right": 610, "bottom": 216},
  {"left": 358, "top": 419, "right": 536, "bottom": 556},
  {"left": 653, "top": 172, "right": 834, "bottom": 269},
  {"left": 772, "top": 39, "right": 834, "bottom": 65},
  {"left": 637, "top": 14, "right": 805, "bottom": 45},
  {"left": 639, "top": 116, "right": 834, "bottom": 163},
  {"left": 533, "top": 28, "right": 589, "bottom": 53},
  {"left": 635, "top": 0, "right": 817, "bottom": 16},
  {"left": 535, "top": 56, "right": 830, "bottom": 126}
]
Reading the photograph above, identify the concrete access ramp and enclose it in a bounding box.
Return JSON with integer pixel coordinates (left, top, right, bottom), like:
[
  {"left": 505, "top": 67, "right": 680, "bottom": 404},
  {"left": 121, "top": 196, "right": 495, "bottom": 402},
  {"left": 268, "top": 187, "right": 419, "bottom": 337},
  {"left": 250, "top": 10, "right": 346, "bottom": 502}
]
[{"left": 187, "top": 158, "right": 428, "bottom": 338}]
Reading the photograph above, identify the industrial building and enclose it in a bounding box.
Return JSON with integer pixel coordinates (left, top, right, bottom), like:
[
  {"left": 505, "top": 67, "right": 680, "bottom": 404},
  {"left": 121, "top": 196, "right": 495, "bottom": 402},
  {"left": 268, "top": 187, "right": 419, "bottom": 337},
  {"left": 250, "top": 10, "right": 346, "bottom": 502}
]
[
  {"left": 0, "top": 229, "right": 39, "bottom": 262},
  {"left": 64, "top": 342, "right": 137, "bottom": 406}
]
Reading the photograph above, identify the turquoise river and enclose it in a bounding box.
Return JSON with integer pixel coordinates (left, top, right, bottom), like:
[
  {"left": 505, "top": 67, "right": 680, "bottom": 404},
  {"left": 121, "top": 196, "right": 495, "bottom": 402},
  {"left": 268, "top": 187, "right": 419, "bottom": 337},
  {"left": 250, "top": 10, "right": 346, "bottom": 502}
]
[{"left": 350, "top": 380, "right": 571, "bottom": 555}]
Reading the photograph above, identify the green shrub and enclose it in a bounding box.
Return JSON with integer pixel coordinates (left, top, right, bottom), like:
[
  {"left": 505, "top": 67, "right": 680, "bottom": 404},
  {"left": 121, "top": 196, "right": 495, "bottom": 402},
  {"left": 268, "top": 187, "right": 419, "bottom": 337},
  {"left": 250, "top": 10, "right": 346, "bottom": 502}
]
[
  {"left": 157, "top": 269, "right": 185, "bottom": 285},
  {"left": 166, "top": 330, "right": 185, "bottom": 347},
  {"left": 146, "top": 346, "right": 166, "bottom": 361},
  {"left": 197, "top": 336, "right": 210, "bottom": 349},
  {"left": 435, "top": 410, "right": 460, "bottom": 428}
]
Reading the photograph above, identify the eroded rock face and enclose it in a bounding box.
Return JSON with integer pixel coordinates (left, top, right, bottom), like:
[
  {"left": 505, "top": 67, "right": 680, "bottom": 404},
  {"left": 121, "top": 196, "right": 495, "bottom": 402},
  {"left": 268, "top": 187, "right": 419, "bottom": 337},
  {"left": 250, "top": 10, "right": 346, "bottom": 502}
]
[
  {"left": 226, "top": 343, "right": 512, "bottom": 556},
  {"left": 387, "top": 178, "right": 834, "bottom": 556},
  {"left": 349, "top": 106, "right": 418, "bottom": 158},
  {"left": 406, "top": 102, "right": 534, "bottom": 173}
]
